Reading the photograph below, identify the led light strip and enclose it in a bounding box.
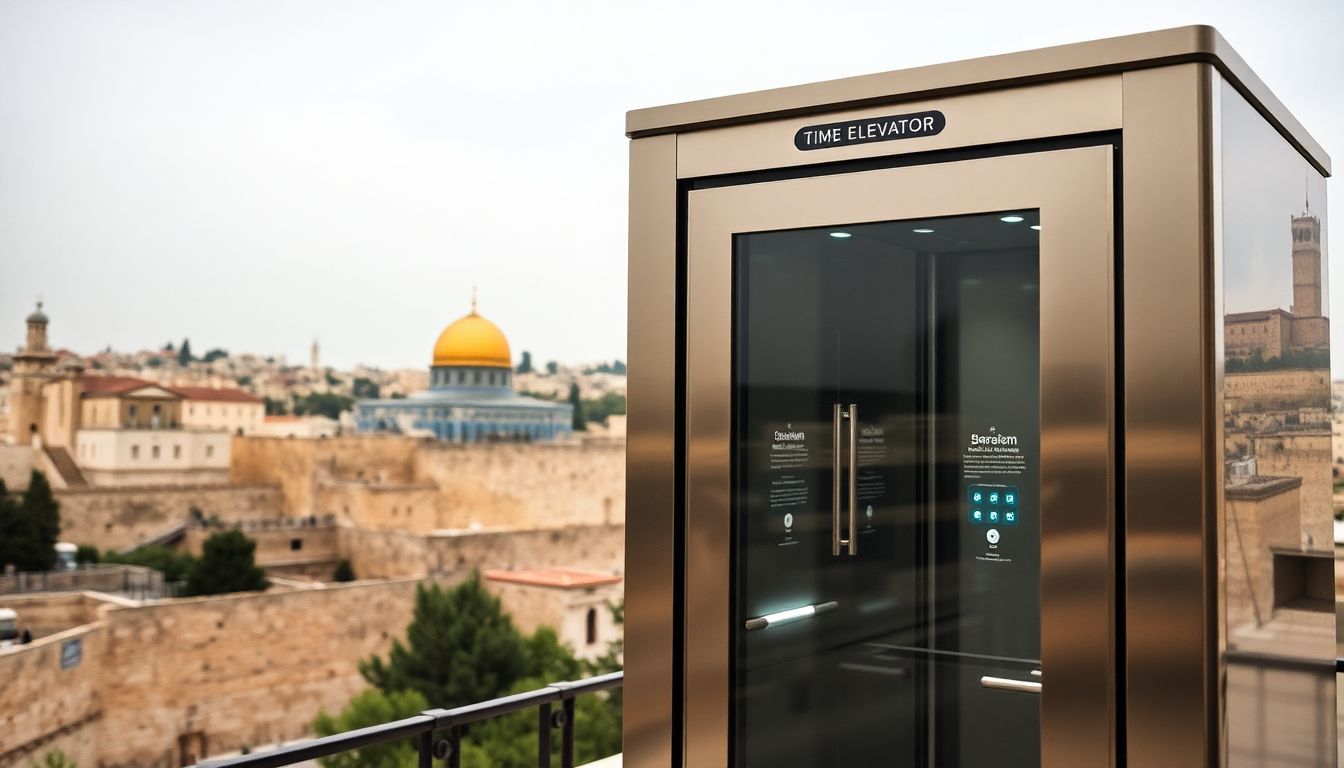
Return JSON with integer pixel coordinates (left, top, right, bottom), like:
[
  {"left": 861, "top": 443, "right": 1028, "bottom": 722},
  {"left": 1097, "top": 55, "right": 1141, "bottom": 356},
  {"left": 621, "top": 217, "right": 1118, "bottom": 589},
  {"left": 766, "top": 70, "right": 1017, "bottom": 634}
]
[{"left": 743, "top": 600, "right": 839, "bottom": 631}]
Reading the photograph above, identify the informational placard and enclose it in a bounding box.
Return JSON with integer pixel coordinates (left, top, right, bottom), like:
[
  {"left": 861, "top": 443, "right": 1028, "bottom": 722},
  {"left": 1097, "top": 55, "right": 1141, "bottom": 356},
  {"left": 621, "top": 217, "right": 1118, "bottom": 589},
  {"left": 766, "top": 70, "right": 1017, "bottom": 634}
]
[
  {"left": 855, "top": 423, "right": 887, "bottom": 534},
  {"left": 768, "top": 424, "right": 809, "bottom": 547},
  {"left": 61, "top": 638, "right": 82, "bottom": 669},
  {"left": 962, "top": 425, "right": 1027, "bottom": 564}
]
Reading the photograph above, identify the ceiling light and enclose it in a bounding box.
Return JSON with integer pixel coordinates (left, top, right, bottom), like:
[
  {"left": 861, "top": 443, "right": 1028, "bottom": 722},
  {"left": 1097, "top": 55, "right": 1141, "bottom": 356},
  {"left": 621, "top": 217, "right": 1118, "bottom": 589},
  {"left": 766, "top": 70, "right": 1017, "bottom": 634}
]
[
  {"left": 1000, "top": 215, "right": 1025, "bottom": 223},
  {"left": 912, "top": 228, "right": 935, "bottom": 234},
  {"left": 829, "top": 231, "right": 852, "bottom": 239}
]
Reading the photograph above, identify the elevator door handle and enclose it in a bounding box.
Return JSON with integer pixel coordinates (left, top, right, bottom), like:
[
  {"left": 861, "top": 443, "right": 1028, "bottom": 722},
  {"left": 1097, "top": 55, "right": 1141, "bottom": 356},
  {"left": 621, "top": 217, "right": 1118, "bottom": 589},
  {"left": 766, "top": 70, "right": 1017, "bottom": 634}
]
[
  {"left": 846, "top": 404, "right": 858, "bottom": 556},
  {"left": 979, "top": 675, "right": 1043, "bottom": 694},
  {"left": 832, "top": 404, "right": 858, "bottom": 557},
  {"left": 832, "top": 404, "right": 843, "bottom": 556},
  {"left": 743, "top": 601, "right": 839, "bottom": 631}
]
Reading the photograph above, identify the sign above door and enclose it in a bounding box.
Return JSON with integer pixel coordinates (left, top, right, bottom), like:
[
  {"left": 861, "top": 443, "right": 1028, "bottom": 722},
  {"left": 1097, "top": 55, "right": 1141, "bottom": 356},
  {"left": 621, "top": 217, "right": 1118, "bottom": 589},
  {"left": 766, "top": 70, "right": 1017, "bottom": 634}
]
[{"left": 794, "top": 110, "right": 946, "bottom": 151}]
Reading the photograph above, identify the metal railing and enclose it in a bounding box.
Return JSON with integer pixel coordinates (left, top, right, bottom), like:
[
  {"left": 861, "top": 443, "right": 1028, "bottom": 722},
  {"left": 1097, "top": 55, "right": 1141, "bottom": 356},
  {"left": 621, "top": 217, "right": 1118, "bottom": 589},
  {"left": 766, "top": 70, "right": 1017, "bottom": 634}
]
[
  {"left": 0, "top": 564, "right": 165, "bottom": 599},
  {"left": 198, "top": 671, "right": 622, "bottom": 768}
]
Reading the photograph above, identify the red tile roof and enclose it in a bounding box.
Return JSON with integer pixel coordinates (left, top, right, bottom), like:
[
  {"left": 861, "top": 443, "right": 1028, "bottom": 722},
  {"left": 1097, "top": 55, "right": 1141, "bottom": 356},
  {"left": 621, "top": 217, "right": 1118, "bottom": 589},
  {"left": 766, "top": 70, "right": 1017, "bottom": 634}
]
[
  {"left": 78, "top": 375, "right": 167, "bottom": 398},
  {"left": 172, "top": 386, "right": 262, "bottom": 403},
  {"left": 484, "top": 568, "right": 622, "bottom": 590}
]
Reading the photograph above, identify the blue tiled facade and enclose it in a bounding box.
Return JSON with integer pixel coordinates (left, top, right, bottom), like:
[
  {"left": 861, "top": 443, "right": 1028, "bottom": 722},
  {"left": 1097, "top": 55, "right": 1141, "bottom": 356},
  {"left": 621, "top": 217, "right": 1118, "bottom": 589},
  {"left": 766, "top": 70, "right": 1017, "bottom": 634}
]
[{"left": 355, "top": 365, "right": 572, "bottom": 442}]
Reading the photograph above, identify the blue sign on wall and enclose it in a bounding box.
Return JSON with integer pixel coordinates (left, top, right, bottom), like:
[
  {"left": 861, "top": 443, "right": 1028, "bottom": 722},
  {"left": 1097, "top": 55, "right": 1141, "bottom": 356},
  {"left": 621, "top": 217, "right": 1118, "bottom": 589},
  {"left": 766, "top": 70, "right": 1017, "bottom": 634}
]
[{"left": 60, "top": 638, "right": 82, "bottom": 669}]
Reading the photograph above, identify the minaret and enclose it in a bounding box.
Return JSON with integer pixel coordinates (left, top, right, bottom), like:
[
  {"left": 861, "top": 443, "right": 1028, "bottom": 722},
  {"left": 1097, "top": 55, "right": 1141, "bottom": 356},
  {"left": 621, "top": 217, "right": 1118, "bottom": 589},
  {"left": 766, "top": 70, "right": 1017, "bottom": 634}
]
[
  {"left": 10, "top": 301, "right": 59, "bottom": 446},
  {"left": 311, "top": 338, "right": 320, "bottom": 373},
  {"left": 1290, "top": 207, "right": 1322, "bottom": 318}
]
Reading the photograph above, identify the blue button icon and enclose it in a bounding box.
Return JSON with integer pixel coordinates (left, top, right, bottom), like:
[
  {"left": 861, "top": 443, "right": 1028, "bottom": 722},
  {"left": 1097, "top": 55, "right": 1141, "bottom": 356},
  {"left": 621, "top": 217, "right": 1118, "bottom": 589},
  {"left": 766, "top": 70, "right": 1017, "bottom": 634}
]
[
  {"left": 988, "top": 510, "right": 1000, "bottom": 523},
  {"left": 970, "top": 509, "right": 984, "bottom": 524},
  {"left": 988, "top": 492, "right": 1000, "bottom": 505},
  {"left": 971, "top": 489, "right": 984, "bottom": 504},
  {"left": 1004, "top": 510, "right": 1017, "bottom": 525},
  {"left": 1005, "top": 493, "right": 1016, "bottom": 505}
]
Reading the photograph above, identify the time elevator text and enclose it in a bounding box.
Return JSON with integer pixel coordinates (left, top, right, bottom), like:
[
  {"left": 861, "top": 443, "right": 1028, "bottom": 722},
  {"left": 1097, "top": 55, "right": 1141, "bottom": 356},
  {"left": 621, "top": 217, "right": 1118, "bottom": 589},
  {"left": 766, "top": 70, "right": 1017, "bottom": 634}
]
[{"left": 794, "top": 110, "right": 946, "bottom": 151}]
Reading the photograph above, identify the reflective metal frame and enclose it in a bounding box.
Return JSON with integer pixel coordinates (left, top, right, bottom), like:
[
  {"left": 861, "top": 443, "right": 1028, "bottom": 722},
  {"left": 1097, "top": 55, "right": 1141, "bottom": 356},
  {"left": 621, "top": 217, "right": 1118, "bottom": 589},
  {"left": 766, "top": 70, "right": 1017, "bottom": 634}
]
[{"left": 684, "top": 147, "right": 1116, "bottom": 766}]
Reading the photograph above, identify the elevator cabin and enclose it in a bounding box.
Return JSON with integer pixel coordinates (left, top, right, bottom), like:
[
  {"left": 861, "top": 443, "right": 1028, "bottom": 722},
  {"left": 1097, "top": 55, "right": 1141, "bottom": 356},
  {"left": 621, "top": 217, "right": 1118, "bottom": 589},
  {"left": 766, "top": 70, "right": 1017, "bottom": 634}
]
[{"left": 625, "top": 27, "right": 1335, "bottom": 768}]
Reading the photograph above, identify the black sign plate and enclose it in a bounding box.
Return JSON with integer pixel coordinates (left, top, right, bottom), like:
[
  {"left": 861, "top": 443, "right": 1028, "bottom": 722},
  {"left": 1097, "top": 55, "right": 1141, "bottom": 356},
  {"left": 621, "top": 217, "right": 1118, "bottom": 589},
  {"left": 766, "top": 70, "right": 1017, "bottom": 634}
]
[{"left": 794, "top": 110, "right": 945, "bottom": 151}]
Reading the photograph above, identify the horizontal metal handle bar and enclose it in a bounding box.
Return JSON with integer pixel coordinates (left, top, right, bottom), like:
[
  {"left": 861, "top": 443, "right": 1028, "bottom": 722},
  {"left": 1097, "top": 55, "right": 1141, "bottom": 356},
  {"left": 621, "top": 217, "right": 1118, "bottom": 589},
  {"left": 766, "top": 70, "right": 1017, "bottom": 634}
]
[
  {"left": 744, "top": 601, "right": 839, "bottom": 631},
  {"left": 980, "top": 675, "right": 1042, "bottom": 694}
]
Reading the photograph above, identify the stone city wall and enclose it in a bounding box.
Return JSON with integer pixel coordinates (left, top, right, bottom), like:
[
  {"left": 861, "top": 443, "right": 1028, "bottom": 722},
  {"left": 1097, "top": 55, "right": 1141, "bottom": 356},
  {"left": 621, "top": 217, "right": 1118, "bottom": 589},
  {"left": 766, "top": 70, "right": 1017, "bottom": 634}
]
[
  {"left": 0, "top": 623, "right": 105, "bottom": 768},
  {"left": 1224, "top": 369, "right": 1331, "bottom": 412},
  {"left": 315, "top": 481, "right": 443, "bottom": 533},
  {"left": 0, "top": 445, "right": 34, "bottom": 491},
  {"left": 0, "top": 591, "right": 108, "bottom": 639},
  {"left": 56, "top": 484, "right": 283, "bottom": 552},
  {"left": 411, "top": 441, "right": 625, "bottom": 529},
  {"left": 1249, "top": 431, "right": 1333, "bottom": 547},
  {"left": 230, "top": 435, "right": 418, "bottom": 518},
  {"left": 1225, "top": 478, "right": 1302, "bottom": 632},
  {"left": 182, "top": 523, "right": 342, "bottom": 571},
  {"left": 340, "top": 523, "right": 625, "bottom": 581}
]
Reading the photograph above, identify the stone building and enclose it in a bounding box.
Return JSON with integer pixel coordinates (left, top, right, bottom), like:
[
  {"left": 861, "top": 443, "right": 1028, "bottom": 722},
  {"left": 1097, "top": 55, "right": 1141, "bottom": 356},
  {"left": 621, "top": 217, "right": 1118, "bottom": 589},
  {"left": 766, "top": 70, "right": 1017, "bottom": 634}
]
[
  {"left": 4, "top": 304, "right": 247, "bottom": 487},
  {"left": 1223, "top": 210, "right": 1328, "bottom": 361},
  {"left": 354, "top": 296, "right": 572, "bottom": 442}
]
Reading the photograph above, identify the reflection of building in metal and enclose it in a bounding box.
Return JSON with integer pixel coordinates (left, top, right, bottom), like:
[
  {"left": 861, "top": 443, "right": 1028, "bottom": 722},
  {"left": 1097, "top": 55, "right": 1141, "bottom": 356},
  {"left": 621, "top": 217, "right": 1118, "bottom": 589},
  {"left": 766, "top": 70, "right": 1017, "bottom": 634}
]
[
  {"left": 1224, "top": 211, "right": 1327, "bottom": 361},
  {"left": 354, "top": 297, "right": 572, "bottom": 442}
]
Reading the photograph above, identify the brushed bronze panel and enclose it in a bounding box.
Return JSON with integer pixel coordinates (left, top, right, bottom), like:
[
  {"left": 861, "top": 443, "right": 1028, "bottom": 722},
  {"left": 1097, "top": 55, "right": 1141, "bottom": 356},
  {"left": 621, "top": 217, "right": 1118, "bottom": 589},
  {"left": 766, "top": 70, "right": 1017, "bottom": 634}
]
[
  {"left": 1121, "top": 63, "right": 1219, "bottom": 768},
  {"left": 625, "top": 133, "right": 678, "bottom": 768},
  {"left": 627, "top": 26, "right": 1328, "bottom": 177},
  {"left": 676, "top": 77, "right": 1120, "bottom": 179},
  {"left": 686, "top": 147, "right": 1115, "bottom": 766}
]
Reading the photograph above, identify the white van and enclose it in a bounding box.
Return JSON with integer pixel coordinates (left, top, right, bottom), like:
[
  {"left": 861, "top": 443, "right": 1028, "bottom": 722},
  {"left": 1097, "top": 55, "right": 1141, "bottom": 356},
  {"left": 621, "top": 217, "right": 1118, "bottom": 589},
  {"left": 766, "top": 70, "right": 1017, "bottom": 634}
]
[
  {"left": 55, "top": 542, "right": 78, "bottom": 572},
  {"left": 0, "top": 608, "right": 18, "bottom": 649}
]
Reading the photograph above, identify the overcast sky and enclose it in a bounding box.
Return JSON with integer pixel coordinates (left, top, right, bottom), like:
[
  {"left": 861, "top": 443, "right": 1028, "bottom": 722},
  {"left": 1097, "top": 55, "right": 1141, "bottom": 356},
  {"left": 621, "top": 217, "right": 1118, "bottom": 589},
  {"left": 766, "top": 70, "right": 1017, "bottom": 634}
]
[{"left": 1, "top": 0, "right": 1341, "bottom": 371}]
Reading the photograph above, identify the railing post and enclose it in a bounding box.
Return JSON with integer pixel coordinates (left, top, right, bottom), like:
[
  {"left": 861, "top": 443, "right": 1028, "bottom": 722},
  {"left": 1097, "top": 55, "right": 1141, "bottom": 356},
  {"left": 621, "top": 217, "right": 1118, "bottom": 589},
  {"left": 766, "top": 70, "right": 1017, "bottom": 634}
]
[
  {"left": 561, "top": 697, "right": 576, "bottom": 768},
  {"left": 537, "top": 702, "right": 551, "bottom": 768},
  {"left": 448, "top": 727, "right": 461, "bottom": 768},
  {"left": 417, "top": 730, "right": 432, "bottom": 768}
]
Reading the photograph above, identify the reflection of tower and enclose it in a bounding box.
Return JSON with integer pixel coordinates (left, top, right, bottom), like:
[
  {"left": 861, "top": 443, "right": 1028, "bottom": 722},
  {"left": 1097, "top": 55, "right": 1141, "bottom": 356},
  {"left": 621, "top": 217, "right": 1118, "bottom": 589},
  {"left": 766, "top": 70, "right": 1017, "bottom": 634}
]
[
  {"left": 311, "top": 338, "right": 320, "bottom": 373},
  {"left": 1290, "top": 210, "right": 1322, "bottom": 318},
  {"left": 10, "top": 302, "right": 58, "bottom": 446}
]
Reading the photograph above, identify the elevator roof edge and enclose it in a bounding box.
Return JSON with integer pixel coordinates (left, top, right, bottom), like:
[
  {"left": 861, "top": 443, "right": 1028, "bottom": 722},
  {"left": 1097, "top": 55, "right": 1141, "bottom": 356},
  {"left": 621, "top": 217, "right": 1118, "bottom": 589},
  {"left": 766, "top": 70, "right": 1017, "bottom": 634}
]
[{"left": 625, "top": 25, "right": 1331, "bottom": 177}]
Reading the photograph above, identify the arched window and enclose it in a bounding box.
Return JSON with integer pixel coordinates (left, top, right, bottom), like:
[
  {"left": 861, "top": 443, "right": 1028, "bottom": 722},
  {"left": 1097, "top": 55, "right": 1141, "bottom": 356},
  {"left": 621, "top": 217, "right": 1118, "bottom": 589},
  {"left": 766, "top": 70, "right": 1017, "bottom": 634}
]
[{"left": 586, "top": 608, "right": 598, "bottom": 645}]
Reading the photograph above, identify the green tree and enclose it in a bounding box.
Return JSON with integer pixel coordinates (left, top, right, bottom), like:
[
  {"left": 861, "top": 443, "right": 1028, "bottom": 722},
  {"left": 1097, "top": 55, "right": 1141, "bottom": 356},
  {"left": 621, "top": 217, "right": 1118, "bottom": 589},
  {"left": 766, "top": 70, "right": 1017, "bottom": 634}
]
[
  {"left": 30, "top": 749, "right": 77, "bottom": 768},
  {"left": 352, "top": 377, "right": 380, "bottom": 399},
  {"left": 325, "top": 370, "right": 341, "bottom": 387},
  {"left": 568, "top": 383, "right": 586, "bottom": 431},
  {"left": 264, "top": 397, "right": 288, "bottom": 416},
  {"left": 202, "top": 348, "right": 229, "bottom": 363},
  {"left": 333, "top": 559, "right": 356, "bottom": 582},
  {"left": 516, "top": 351, "right": 533, "bottom": 374},
  {"left": 0, "top": 471, "right": 62, "bottom": 572},
  {"left": 294, "top": 392, "right": 354, "bottom": 419},
  {"left": 545, "top": 361, "right": 558, "bottom": 375},
  {"left": 360, "top": 575, "right": 528, "bottom": 707},
  {"left": 314, "top": 688, "right": 427, "bottom": 768},
  {"left": 74, "top": 545, "right": 99, "bottom": 565},
  {"left": 178, "top": 338, "right": 193, "bottom": 367},
  {"left": 103, "top": 545, "right": 199, "bottom": 583},
  {"left": 580, "top": 393, "right": 626, "bottom": 426},
  {"left": 184, "top": 530, "right": 268, "bottom": 596}
]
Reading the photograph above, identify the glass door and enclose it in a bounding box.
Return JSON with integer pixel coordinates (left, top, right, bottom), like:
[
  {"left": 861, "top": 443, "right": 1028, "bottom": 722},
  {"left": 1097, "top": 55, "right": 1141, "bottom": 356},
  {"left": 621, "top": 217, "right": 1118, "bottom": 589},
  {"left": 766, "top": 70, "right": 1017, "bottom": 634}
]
[{"left": 684, "top": 147, "right": 1115, "bottom": 767}]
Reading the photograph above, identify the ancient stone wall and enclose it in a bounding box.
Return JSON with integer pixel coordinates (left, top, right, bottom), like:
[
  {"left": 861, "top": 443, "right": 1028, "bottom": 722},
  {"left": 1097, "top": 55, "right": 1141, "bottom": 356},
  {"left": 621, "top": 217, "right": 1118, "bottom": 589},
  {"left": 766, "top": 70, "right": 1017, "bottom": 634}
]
[
  {"left": 412, "top": 442, "right": 625, "bottom": 529},
  {"left": 182, "top": 523, "right": 342, "bottom": 571},
  {"left": 1224, "top": 369, "right": 1331, "bottom": 412},
  {"left": 0, "top": 445, "right": 34, "bottom": 491},
  {"left": 0, "top": 624, "right": 104, "bottom": 768},
  {"left": 56, "top": 484, "right": 283, "bottom": 552},
  {"left": 340, "top": 524, "right": 625, "bottom": 581},
  {"left": 315, "top": 481, "right": 443, "bottom": 532},
  {"left": 92, "top": 579, "right": 418, "bottom": 767},
  {"left": 230, "top": 435, "right": 419, "bottom": 517},
  {"left": 0, "top": 592, "right": 106, "bottom": 638},
  {"left": 1225, "top": 479, "right": 1302, "bottom": 632}
]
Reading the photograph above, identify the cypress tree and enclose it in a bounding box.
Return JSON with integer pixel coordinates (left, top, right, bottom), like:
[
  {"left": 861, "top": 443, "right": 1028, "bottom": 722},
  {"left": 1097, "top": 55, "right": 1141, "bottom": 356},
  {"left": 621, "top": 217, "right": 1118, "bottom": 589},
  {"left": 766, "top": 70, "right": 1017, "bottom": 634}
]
[
  {"left": 20, "top": 471, "right": 60, "bottom": 571},
  {"left": 568, "top": 382, "right": 586, "bottom": 431},
  {"left": 184, "top": 530, "right": 268, "bottom": 595}
]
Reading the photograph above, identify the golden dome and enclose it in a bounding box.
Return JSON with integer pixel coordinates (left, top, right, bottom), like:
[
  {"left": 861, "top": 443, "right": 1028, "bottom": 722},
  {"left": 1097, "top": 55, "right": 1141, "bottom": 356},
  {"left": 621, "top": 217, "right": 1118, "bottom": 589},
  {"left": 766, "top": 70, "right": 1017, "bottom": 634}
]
[{"left": 432, "top": 307, "right": 512, "bottom": 369}]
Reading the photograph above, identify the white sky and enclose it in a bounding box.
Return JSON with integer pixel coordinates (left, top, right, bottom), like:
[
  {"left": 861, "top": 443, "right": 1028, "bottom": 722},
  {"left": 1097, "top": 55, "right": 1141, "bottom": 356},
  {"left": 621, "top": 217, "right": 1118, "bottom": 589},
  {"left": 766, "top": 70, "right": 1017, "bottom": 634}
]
[{"left": 1, "top": 0, "right": 1341, "bottom": 371}]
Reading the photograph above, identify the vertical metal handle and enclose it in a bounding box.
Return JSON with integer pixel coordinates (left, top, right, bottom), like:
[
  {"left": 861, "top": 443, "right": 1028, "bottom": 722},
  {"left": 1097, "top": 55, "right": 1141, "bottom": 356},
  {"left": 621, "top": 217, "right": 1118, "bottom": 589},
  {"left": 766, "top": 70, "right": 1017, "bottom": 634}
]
[
  {"left": 846, "top": 404, "right": 858, "bottom": 556},
  {"left": 832, "top": 403, "right": 843, "bottom": 556}
]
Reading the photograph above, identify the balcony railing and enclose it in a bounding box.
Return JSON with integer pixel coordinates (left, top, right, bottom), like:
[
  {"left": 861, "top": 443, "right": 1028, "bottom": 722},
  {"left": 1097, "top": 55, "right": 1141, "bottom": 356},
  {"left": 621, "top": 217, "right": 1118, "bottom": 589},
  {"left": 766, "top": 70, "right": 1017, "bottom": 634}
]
[{"left": 197, "top": 670, "right": 622, "bottom": 768}]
